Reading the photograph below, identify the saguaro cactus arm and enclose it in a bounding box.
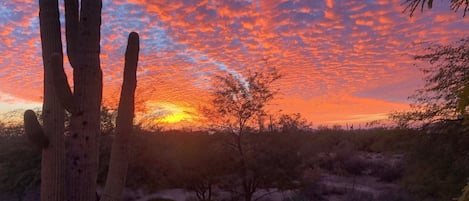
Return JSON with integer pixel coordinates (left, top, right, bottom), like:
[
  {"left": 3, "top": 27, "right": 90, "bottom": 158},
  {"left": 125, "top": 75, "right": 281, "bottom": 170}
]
[
  {"left": 50, "top": 53, "right": 76, "bottom": 114},
  {"left": 24, "top": 110, "right": 49, "bottom": 149},
  {"left": 100, "top": 32, "right": 139, "bottom": 201},
  {"left": 79, "top": 0, "right": 102, "bottom": 62},
  {"left": 37, "top": 0, "right": 67, "bottom": 200},
  {"left": 64, "top": 0, "right": 79, "bottom": 68}
]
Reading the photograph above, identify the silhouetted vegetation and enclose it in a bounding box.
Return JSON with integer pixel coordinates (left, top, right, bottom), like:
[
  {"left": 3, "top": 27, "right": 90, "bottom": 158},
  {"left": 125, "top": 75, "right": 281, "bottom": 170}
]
[
  {"left": 386, "top": 37, "right": 469, "bottom": 200},
  {"left": 4, "top": 36, "right": 468, "bottom": 201},
  {"left": 3, "top": 122, "right": 469, "bottom": 201},
  {"left": 0, "top": 134, "right": 40, "bottom": 200},
  {"left": 391, "top": 38, "right": 469, "bottom": 128}
]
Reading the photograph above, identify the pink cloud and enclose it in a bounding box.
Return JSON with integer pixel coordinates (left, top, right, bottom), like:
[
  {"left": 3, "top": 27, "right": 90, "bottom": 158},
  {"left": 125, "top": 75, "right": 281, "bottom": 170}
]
[{"left": 1, "top": 0, "right": 468, "bottom": 126}]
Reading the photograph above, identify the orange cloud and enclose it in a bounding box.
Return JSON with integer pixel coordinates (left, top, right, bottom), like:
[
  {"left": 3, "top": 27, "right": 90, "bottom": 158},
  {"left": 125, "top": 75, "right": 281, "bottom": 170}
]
[{"left": 1, "top": 0, "right": 469, "bottom": 128}]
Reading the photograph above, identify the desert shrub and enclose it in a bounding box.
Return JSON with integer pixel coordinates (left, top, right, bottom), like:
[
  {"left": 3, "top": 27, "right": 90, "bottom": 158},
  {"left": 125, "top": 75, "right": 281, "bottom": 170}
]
[
  {"left": 169, "top": 133, "right": 231, "bottom": 201},
  {"left": 283, "top": 187, "right": 325, "bottom": 201},
  {"left": 375, "top": 189, "right": 414, "bottom": 201},
  {"left": 286, "top": 167, "right": 325, "bottom": 201},
  {"left": 340, "top": 128, "right": 420, "bottom": 153},
  {"left": 255, "top": 133, "right": 304, "bottom": 188},
  {"left": 126, "top": 132, "right": 174, "bottom": 191},
  {"left": 313, "top": 154, "right": 335, "bottom": 171},
  {"left": 315, "top": 154, "right": 369, "bottom": 176},
  {"left": 311, "top": 139, "right": 370, "bottom": 176},
  {"left": 352, "top": 136, "right": 376, "bottom": 152},
  {"left": 343, "top": 191, "right": 374, "bottom": 201},
  {"left": 368, "top": 129, "right": 420, "bottom": 153},
  {"left": 376, "top": 164, "right": 403, "bottom": 183},
  {"left": 402, "top": 123, "right": 469, "bottom": 200},
  {"left": 342, "top": 156, "right": 369, "bottom": 176},
  {"left": 0, "top": 135, "right": 41, "bottom": 199},
  {"left": 148, "top": 198, "right": 175, "bottom": 201}
]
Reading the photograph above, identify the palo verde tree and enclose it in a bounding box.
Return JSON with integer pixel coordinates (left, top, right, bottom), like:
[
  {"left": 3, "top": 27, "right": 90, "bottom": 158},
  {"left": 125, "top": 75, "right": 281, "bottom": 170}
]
[
  {"left": 400, "top": 3, "right": 469, "bottom": 200},
  {"left": 208, "top": 69, "right": 281, "bottom": 134},
  {"left": 390, "top": 38, "right": 469, "bottom": 127},
  {"left": 394, "top": 0, "right": 469, "bottom": 127},
  {"left": 23, "top": 0, "right": 139, "bottom": 201},
  {"left": 206, "top": 68, "right": 281, "bottom": 201}
]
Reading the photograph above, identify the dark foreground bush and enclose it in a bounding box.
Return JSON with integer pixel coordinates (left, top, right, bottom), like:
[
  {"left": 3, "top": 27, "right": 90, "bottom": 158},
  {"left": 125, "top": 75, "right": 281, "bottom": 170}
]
[
  {"left": 342, "top": 191, "right": 373, "bottom": 201},
  {"left": 375, "top": 189, "right": 414, "bottom": 201},
  {"left": 376, "top": 164, "right": 403, "bottom": 183},
  {"left": 148, "top": 198, "right": 175, "bottom": 201},
  {"left": 402, "top": 125, "right": 469, "bottom": 200}
]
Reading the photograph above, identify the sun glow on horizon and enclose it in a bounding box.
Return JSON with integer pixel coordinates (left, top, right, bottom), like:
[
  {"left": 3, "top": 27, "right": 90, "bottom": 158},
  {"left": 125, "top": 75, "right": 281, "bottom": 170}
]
[
  {"left": 1, "top": 1, "right": 468, "bottom": 127},
  {"left": 156, "top": 111, "right": 193, "bottom": 123},
  {"left": 143, "top": 101, "right": 199, "bottom": 125}
]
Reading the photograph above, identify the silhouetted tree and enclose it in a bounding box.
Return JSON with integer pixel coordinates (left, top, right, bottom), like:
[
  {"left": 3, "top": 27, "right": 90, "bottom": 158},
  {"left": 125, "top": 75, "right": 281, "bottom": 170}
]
[
  {"left": 207, "top": 69, "right": 281, "bottom": 133},
  {"left": 206, "top": 69, "right": 280, "bottom": 201},
  {"left": 400, "top": 3, "right": 469, "bottom": 199},
  {"left": 277, "top": 113, "right": 312, "bottom": 134},
  {"left": 390, "top": 38, "right": 469, "bottom": 127}
]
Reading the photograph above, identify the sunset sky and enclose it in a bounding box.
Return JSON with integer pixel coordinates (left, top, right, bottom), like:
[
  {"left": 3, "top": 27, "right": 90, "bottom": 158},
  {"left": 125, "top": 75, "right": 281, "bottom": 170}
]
[{"left": 0, "top": 0, "right": 468, "bottom": 128}]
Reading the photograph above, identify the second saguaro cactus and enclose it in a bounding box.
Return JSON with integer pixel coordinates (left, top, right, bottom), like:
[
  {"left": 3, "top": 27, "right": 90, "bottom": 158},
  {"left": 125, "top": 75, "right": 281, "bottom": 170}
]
[
  {"left": 100, "top": 32, "right": 139, "bottom": 201},
  {"left": 24, "top": 0, "right": 140, "bottom": 201}
]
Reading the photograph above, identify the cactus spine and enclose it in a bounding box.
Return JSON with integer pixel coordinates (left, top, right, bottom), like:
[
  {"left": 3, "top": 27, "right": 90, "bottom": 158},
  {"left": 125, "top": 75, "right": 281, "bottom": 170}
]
[{"left": 23, "top": 0, "right": 140, "bottom": 201}]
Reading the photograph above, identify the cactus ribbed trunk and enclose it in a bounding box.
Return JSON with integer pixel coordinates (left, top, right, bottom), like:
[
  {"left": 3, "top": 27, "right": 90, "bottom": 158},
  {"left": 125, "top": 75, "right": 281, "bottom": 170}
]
[
  {"left": 100, "top": 32, "right": 139, "bottom": 201},
  {"left": 24, "top": 0, "right": 140, "bottom": 201},
  {"left": 65, "top": 1, "right": 103, "bottom": 200},
  {"left": 38, "top": 0, "right": 66, "bottom": 200}
]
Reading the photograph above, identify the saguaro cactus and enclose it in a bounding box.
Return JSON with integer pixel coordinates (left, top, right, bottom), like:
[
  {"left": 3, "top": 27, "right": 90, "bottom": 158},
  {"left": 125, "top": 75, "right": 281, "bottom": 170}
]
[
  {"left": 100, "top": 32, "right": 139, "bottom": 201},
  {"left": 23, "top": 0, "right": 140, "bottom": 201}
]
